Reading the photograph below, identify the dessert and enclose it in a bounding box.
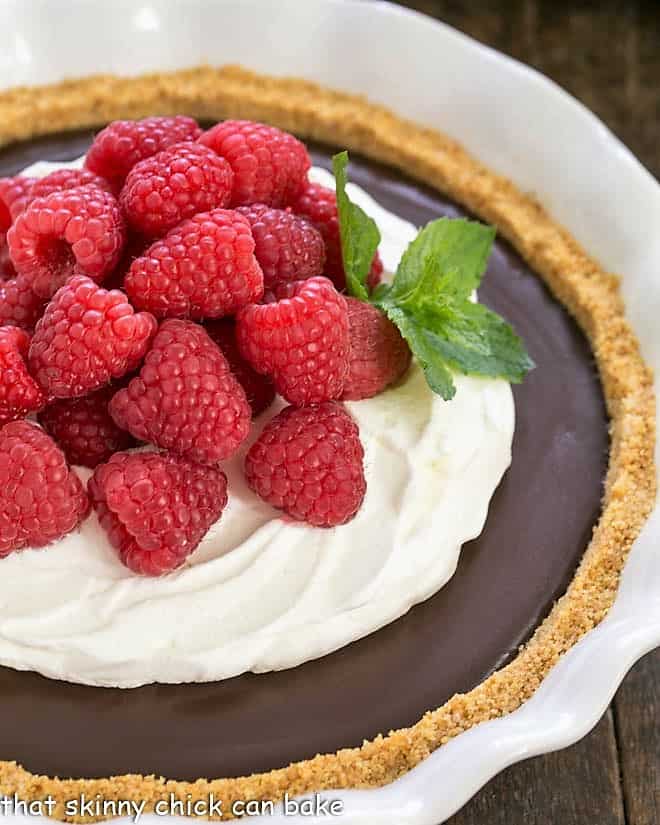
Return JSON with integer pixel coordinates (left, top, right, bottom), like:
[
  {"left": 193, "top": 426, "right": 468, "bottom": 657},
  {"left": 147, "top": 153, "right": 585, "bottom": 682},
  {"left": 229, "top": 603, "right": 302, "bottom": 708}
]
[
  {"left": 0, "top": 143, "right": 517, "bottom": 690},
  {"left": 0, "top": 66, "right": 654, "bottom": 820}
]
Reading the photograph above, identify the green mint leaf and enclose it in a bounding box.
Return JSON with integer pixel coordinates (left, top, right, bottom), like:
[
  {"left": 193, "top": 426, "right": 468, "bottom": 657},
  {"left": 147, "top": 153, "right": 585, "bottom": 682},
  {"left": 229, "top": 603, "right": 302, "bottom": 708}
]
[
  {"left": 332, "top": 151, "right": 381, "bottom": 301},
  {"left": 379, "top": 303, "right": 457, "bottom": 400},
  {"left": 380, "top": 216, "right": 533, "bottom": 390},
  {"left": 412, "top": 300, "right": 535, "bottom": 383},
  {"left": 389, "top": 218, "right": 496, "bottom": 307},
  {"left": 334, "top": 152, "right": 534, "bottom": 397}
]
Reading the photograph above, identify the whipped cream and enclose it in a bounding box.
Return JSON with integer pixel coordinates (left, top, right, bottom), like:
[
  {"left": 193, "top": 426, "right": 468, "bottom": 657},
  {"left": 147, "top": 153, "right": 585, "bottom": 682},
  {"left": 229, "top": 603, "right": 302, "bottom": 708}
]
[{"left": 0, "top": 162, "right": 515, "bottom": 688}]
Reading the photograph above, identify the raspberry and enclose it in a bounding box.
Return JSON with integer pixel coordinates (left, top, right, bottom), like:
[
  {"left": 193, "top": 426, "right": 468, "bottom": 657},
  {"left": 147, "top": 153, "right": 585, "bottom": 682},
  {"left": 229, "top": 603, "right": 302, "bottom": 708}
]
[
  {"left": 367, "top": 253, "right": 384, "bottom": 292},
  {"left": 7, "top": 185, "right": 126, "bottom": 301},
  {"left": 85, "top": 116, "right": 203, "bottom": 185},
  {"left": 0, "top": 177, "right": 36, "bottom": 282},
  {"left": 0, "top": 325, "right": 46, "bottom": 426},
  {"left": 120, "top": 142, "right": 234, "bottom": 237},
  {"left": 341, "top": 298, "right": 412, "bottom": 400},
  {"left": 205, "top": 319, "right": 275, "bottom": 417},
  {"left": 89, "top": 451, "right": 228, "bottom": 576},
  {"left": 0, "top": 176, "right": 35, "bottom": 226},
  {"left": 0, "top": 420, "right": 90, "bottom": 557},
  {"left": 29, "top": 168, "right": 116, "bottom": 201},
  {"left": 0, "top": 233, "right": 16, "bottom": 281},
  {"left": 237, "top": 276, "right": 349, "bottom": 406},
  {"left": 102, "top": 233, "right": 150, "bottom": 292},
  {"left": 29, "top": 275, "right": 156, "bottom": 399},
  {"left": 199, "top": 120, "right": 310, "bottom": 207},
  {"left": 289, "top": 181, "right": 383, "bottom": 291},
  {"left": 0, "top": 273, "right": 47, "bottom": 330},
  {"left": 235, "top": 204, "right": 325, "bottom": 289},
  {"left": 125, "top": 208, "right": 263, "bottom": 319},
  {"left": 110, "top": 319, "right": 251, "bottom": 465},
  {"left": 38, "top": 384, "right": 135, "bottom": 469},
  {"left": 245, "top": 402, "right": 366, "bottom": 527}
]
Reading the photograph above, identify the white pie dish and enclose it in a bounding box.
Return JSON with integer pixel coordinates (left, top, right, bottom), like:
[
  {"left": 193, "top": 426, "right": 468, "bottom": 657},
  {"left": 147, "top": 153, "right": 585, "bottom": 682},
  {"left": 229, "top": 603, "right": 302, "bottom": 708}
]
[{"left": 0, "top": 0, "right": 658, "bottom": 823}]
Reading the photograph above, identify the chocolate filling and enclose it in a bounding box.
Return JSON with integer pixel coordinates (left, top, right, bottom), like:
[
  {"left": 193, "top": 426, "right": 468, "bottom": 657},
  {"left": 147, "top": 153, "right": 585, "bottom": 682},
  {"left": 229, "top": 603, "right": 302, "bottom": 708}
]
[{"left": 0, "top": 132, "right": 608, "bottom": 781}]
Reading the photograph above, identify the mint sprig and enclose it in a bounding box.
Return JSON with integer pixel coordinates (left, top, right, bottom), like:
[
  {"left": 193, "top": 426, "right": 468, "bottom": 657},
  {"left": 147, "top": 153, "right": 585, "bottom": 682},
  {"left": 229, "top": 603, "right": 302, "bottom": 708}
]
[
  {"left": 333, "top": 151, "right": 380, "bottom": 302},
  {"left": 332, "top": 151, "right": 534, "bottom": 400}
]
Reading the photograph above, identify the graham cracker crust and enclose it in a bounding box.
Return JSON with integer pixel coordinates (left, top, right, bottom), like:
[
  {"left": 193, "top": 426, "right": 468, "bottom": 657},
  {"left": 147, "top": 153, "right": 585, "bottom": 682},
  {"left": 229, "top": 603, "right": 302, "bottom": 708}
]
[{"left": 0, "top": 65, "right": 655, "bottom": 821}]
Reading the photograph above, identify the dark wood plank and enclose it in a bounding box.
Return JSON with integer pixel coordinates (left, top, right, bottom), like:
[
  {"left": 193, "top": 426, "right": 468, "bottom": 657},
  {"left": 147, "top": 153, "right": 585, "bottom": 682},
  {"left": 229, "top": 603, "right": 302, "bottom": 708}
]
[
  {"left": 614, "top": 649, "right": 660, "bottom": 825},
  {"left": 444, "top": 709, "right": 625, "bottom": 825}
]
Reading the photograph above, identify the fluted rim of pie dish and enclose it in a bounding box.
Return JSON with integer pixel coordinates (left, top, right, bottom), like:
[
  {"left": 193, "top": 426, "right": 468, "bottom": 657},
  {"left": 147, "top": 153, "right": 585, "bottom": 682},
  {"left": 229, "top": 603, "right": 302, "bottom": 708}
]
[{"left": 0, "top": 65, "right": 655, "bottom": 821}]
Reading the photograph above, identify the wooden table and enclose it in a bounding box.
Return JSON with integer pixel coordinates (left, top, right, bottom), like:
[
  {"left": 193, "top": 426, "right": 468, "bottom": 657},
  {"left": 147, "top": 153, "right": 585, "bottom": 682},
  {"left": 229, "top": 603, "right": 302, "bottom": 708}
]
[{"left": 393, "top": 2, "right": 660, "bottom": 822}]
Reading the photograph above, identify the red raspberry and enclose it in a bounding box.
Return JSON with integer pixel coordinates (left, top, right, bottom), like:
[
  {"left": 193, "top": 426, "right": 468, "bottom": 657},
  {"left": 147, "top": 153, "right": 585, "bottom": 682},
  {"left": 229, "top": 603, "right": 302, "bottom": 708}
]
[
  {"left": 237, "top": 276, "right": 349, "bottom": 406},
  {"left": 85, "top": 116, "right": 203, "bottom": 185},
  {"left": 289, "top": 181, "right": 383, "bottom": 291},
  {"left": 0, "top": 273, "right": 47, "bottom": 329},
  {"left": 89, "top": 451, "right": 228, "bottom": 576},
  {"left": 110, "top": 319, "right": 251, "bottom": 465},
  {"left": 29, "top": 168, "right": 116, "bottom": 201},
  {"left": 120, "top": 142, "right": 234, "bottom": 237},
  {"left": 245, "top": 402, "right": 366, "bottom": 527},
  {"left": 28, "top": 275, "right": 156, "bottom": 399},
  {"left": 0, "top": 420, "right": 90, "bottom": 557},
  {"left": 124, "top": 208, "right": 263, "bottom": 319},
  {"left": 38, "top": 384, "right": 135, "bottom": 469},
  {"left": 102, "top": 233, "right": 150, "bottom": 292},
  {"left": 0, "top": 325, "right": 46, "bottom": 426},
  {"left": 235, "top": 204, "right": 325, "bottom": 290},
  {"left": 205, "top": 319, "right": 275, "bottom": 417},
  {"left": 341, "top": 298, "right": 412, "bottom": 400},
  {"left": 367, "top": 253, "right": 384, "bottom": 292},
  {"left": 0, "top": 176, "right": 35, "bottom": 225},
  {"left": 7, "top": 185, "right": 126, "bottom": 301},
  {"left": 199, "top": 120, "right": 310, "bottom": 207},
  {"left": 0, "top": 233, "right": 16, "bottom": 281},
  {"left": 0, "top": 177, "right": 36, "bottom": 282}
]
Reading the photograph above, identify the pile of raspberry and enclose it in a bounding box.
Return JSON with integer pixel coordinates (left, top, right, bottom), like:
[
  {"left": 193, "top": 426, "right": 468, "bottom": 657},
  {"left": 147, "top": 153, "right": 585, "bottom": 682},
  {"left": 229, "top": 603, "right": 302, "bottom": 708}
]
[{"left": 0, "top": 116, "right": 411, "bottom": 576}]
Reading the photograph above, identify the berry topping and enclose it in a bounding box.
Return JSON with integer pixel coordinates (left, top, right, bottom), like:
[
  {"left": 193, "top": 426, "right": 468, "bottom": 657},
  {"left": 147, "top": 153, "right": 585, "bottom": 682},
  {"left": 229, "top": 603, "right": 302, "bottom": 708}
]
[
  {"left": 109, "top": 319, "right": 251, "bottom": 465},
  {"left": 0, "top": 177, "right": 36, "bottom": 283},
  {"left": 7, "top": 185, "right": 126, "bottom": 301},
  {"left": 236, "top": 276, "right": 350, "bottom": 406},
  {"left": 124, "top": 208, "right": 263, "bottom": 319},
  {"left": 29, "top": 168, "right": 116, "bottom": 201},
  {"left": 89, "top": 451, "right": 228, "bottom": 576},
  {"left": 235, "top": 204, "right": 325, "bottom": 289},
  {"left": 28, "top": 275, "right": 156, "bottom": 399},
  {"left": 289, "top": 181, "right": 382, "bottom": 291},
  {"left": 0, "top": 234, "right": 16, "bottom": 281},
  {"left": 245, "top": 402, "right": 366, "bottom": 527},
  {"left": 367, "top": 253, "right": 384, "bottom": 292},
  {"left": 0, "top": 420, "right": 90, "bottom": 558},
  {"left": 0, "top": 325, "right": 46, "bottom": 426},
  {"left": 341, "top": 297, "right": 411, "bottom": 400},
  {"left": 204, "top": 319, "right": 275, "bottom": 417},
  {"left": 0, "top": 273, "right": 47, "bottom": 330},
  {"left": 85, "top": 115, "right": 203, "bottom": 185},
  {"left": 0, "top": 176, "right": 35, "bottom": 225},
  {"left": 120, "top": 142, "right": 234, "bottom": 238},
  {"left": 199, "top": 120, "right": 310, "bottom": 207},
  {"left": 38, "top": 384, "right": 136, "bottom": 469},
  {"left": 102, "top": 233, "right": 151, "bottom": 292}
]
